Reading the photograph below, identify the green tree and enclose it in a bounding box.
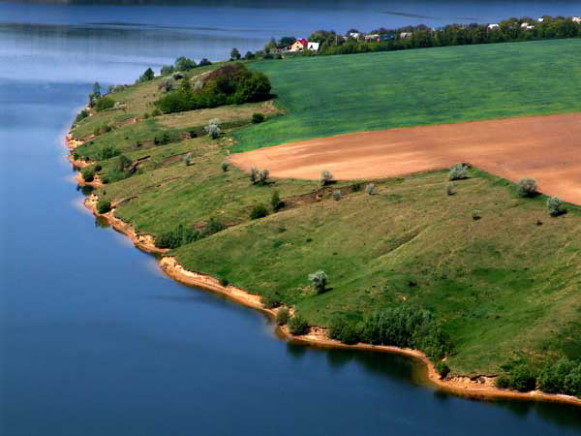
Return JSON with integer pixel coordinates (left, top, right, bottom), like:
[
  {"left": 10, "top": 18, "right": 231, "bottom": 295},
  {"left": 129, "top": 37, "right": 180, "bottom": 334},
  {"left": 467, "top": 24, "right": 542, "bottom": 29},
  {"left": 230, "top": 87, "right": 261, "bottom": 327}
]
[
  {"left": 308, "top": 270, "right": 328, "bottom": 294},
  {"left": 230, "top": 48, "right": 241, "bottom": 60}
]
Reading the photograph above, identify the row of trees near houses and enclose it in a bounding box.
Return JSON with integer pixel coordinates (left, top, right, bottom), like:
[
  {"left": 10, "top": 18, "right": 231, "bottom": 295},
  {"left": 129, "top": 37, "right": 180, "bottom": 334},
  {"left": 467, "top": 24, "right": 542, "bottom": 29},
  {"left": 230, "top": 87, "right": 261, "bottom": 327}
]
[{"left": 260, "top": 15, "right": 580, "bottom": 58}]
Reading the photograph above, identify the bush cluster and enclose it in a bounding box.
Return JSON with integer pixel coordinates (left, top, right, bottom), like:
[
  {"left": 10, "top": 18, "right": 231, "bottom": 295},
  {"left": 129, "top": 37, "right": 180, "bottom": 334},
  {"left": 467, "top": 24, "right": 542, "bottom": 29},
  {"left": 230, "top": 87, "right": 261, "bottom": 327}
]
[
  {"left": 95, "top": 96, "right": 115, "bottom": 112},
  {"left": 250, "top": 204, "right": 269, "bottom": 220},
  {"left": 81, "top": 166, "right": 95, "bottom": 182},
  {"left": 96, "top": 198, "right": 111, "bottom": 214},
  {"left": 448, "top": 163, "right": 468, "bottom": 181},
  {"left": 75, "top": 109, "right": 89, "bottom": 123},
  {"left": 275, "top": 307, "right": 290, "bottom": 325},
  {"left": 155, "top": 63, "right": 271, "bottom": 114},
  {"left": 495, "top": 363, "right": 536, "bottom": 392},
  {"left": 155, "top": 218, "right": 225, "bottom": 249},
  {"left": 328, "top": 306, "right": 450, "bottom": 360},
  {"left": 538, "top": 359, "right": 581, "bottom": 397},
  {"left": 517, "top": 178, "right": 538, "bottom": 197},
  {"left": 288, "top": 314, "right": 310, "bottom": 335}
]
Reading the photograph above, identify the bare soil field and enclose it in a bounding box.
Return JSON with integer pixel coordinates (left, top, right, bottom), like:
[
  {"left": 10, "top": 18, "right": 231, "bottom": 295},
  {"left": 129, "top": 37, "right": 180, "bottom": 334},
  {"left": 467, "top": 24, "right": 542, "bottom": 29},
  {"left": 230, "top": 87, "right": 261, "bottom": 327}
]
[{"left": 230, "top": 113, "right": 581, "bottom": 205}]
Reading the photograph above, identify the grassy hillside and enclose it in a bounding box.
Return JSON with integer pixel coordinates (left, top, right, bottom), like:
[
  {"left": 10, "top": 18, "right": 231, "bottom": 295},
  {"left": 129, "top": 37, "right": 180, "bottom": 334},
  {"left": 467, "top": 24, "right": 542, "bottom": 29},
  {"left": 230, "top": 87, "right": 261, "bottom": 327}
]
[
  {"left": 234, "top": 39, "right": 581, "bottom": 151},
  {"left": 70, "top": 41, "right": 581, "bottom": 394}
]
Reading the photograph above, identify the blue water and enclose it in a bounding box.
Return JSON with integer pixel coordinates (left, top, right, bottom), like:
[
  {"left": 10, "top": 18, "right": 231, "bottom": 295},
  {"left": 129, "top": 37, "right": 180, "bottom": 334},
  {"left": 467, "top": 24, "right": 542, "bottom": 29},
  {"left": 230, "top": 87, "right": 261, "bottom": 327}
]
[{"left": 1, "top": 2, "right": 580, "bottom": 435}]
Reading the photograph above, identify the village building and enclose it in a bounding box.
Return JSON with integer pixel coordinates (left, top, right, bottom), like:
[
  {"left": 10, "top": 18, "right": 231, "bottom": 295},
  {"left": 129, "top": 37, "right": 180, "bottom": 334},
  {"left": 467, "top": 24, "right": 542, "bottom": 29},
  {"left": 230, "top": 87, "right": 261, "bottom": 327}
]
[
  {"left": 399, "top": 32, "right": 413, "bottom": 39},
  {"left": 487, "top": 23, "right": 499, "bottom": 30},
  {"left": 573, "top": 16, "right": 581, "bottom": 24}
]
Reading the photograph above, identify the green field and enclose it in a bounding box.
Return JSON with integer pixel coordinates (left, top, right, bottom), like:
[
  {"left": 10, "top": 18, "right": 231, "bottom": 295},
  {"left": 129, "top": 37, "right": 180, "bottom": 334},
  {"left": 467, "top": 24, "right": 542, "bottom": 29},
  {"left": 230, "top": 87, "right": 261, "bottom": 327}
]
[
  {"left": 234, "top": 39, "right": 581, "bottom": 151},
  {"left": 71, "top": 40, "right": 581, "bottom": 393}
]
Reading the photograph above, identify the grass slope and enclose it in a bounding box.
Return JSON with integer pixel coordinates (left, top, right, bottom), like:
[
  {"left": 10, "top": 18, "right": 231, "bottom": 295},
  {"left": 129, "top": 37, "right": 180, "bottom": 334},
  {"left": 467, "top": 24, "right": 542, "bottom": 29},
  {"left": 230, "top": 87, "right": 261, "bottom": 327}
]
[
  {"left": 71, "top": 41, "right": 581, "bottom": 380},
  {"left": 234, "top": 39, "right": 581, "bottom": 151}
]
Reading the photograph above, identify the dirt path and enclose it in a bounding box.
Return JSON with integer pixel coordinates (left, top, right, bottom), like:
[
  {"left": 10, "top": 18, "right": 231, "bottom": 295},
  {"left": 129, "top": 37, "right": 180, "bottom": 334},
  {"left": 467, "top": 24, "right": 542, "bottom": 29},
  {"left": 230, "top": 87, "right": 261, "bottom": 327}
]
[{"left": 230, "top": 113, "right": 581, "bottom": 205}]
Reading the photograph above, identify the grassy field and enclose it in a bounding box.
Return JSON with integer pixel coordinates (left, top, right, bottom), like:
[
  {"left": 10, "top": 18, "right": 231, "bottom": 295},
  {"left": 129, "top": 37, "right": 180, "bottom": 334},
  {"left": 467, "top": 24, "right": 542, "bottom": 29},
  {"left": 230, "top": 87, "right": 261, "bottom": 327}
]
[
  {"left": 234, "top": 39, "right": 581, "bottom": 151},
  {"left": 71, "top": 41, "right": 581, "bottom": 383}
]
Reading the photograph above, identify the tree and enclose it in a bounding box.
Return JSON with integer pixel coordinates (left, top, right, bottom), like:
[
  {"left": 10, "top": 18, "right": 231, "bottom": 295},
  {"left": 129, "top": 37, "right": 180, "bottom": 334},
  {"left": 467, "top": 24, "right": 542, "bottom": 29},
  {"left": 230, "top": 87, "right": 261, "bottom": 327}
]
[
  {"left": 278, "top": 36, "right": 296, "bottom": 48},
  {"left": 365, "top": 183, "right": 376, "bottom": 195},
  {"left": 288, "top": 314, "right": 310, "bottom": 335},
  {"left": 517, "top": 178, "right": 538, "bottom": 197},
  {"left": 174, "top": 56, "right": 196, "bottom": 71},
  {"left": 252, "top": 113, "right": 265, "bottom": 124},
  {"left": 137, "top": 67, "right": 155, "bottom": 83},
  {"left": 258, "top": 169, "right": 270, "bottom": 185},
  {"left": 221, "top": 161, "right": 229, "bottom": 172},
  {"left": 250, "top": 167, "right": 259, "bottom": 184},
  {"left": 250, "top": 204, "right": 269, "bottom": 220},
  {"left": 199, "top": 58, "right": 212, "bottom": 66},
  {"left": 160, "top": 65, "right": 175, "bottom": 76},
  {"left": 230, "top": 47, "right": 241, "bottom": 60},
  {"left": 435, "top": 362, "right": 451, "bottom": 379},
  {"left": 332, "top": 190, "right": 342, "bottom": 200},
  {"left": 96, "top": 198, "right": 111, "bottom": 214},
  {"left": 275, "top": 307, "right": 290, "bottom": 325},
  {"left": 92, "top": 82, "right": 101, "bottom": 96},
  {"left": 308, "top": 270, "right": 328, "bottom": 294},
  {"left": 205, "top": 118, "right": 221, "bottom": 139},
  {"left": 321, "top": 170, "right": 334, "bottom": 186}
]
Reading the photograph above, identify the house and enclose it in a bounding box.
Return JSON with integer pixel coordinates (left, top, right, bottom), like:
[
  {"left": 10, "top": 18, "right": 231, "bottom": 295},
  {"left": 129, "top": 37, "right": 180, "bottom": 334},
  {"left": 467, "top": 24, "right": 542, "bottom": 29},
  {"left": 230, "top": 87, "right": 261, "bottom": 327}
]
[
  {"left": 537, "top": 17, "right": 544, "bottom": 23},
  {"left": 399, "top": 32, "right": 413, "bottom": 39},
  {"left": 364, "top": 34, "right": 380, "bottom": 41},
  {"left": 521, "top": 22, "right": 535, "bottom": 30},
  {"left": 487, "top": 23, "right": 499, "bottom": 30},
  {"left": 307, "top": 41, "right": 320, "bottom": 51},
  {"left": 289, "top": 38, "right": 308, "bottom": 52},
  {"left": 348, "top": 32, "right": 361, "bottom": 40},
  {"left": 573, "top": 16, "right": 581, "bottom": 24}
]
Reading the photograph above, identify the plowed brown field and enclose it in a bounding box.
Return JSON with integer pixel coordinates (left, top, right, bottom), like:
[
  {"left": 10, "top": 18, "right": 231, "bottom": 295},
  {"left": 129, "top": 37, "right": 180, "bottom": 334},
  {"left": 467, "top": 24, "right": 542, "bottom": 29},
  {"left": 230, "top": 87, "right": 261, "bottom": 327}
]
[{"left": 230, "top": 113, "right": 581, "bottom": 204}]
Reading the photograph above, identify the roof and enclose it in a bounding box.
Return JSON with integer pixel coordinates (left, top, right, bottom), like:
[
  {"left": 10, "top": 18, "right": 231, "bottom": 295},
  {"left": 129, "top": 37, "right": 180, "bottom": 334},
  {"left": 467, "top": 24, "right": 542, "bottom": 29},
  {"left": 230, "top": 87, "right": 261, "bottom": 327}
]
[{"left": 296, "top": 38, "right": 308, "bottom": 46}]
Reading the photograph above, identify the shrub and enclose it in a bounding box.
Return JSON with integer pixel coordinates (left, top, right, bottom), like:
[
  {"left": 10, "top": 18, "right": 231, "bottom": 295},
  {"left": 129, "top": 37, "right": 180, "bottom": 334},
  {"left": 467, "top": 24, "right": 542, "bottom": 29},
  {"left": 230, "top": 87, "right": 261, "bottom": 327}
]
[
  {"left": 308, "top": 270, "right": 328, "bottom": 294},
  {"left": 95, "top": 96, "right": 115, "bottom": 112},
  {"left": 448, "top": 163, "right": 469, "bottom": 181},
  {"left": 81, "top": 166, "right": 95, "bottom": 182},
  {"left": 275, "top": 307, "right": 290, "bottom": 325},
  {"left": 182, "top": 152, "right": 193, "bottom": 166},
  {"left": 249, "top": 167, "right": 259, "bottom": 184},
  {"left": 271, "top": 190, "right": 283, "bottom": 211},
  {"left": 221, "top": 161, "right": 229, "bottom": 172},
  {"left": 495, "top": 375, "right": 511, "bottom": 389},
  {"left": 96, "top": 198, "right": 111, "bottom": 214},
  {"left": 262, "top": 293, "right": 282, "bottom": 309},
  {"left": 351, "top": 183, "right": 362, "bottom": 192},
  {"left": 471, "top": 210, "right": 481, "bottom": 221},
  {"left": 160, "top": 65, "right": 175, "bottom": 76},
  {"left": 288, "top": 314, "right": 310, "bottom": 335},
  {"left": 250, "top": 204, "right": 269, "bottom": 220},
  {"left": 538, "top": 359, "right": 581, "bottom": 396},
  {"left": 94, "top": 144, "right": 120, "bottom": 160},
  {"left": 446, "top": 183, "right": 456, "bottom": 196},
  {"left": 517, "top": 178, "right": 538, "bottom": 197},
  {"left": 199, "top": 58, "right": 212, "bottom": 66},
  {"left": 365, "top": 183, "right": 376, "bottom": 195},
  {"left": 360, "top": 306, "right": 450, "bottom": 360},
  {"left": 508, "top": 364, "right": 537, "bottom": 392},
  {"left": 155, "top": 224, "right": 200, "bottom": 249},
  {"left": 332, "top": 190, "right": 342, "bottom": 201},
  {"left": 252, "top": 112, "right": 265, "bottom": 124},
  {"left": 547, "top": 196, "right": 566, "bottom": 217},
  {"left": 258, "top": 169, "right": 270, "bottom": 185},
  {"left": 75, "top": 109, "right": 89, "bottom": 123},
  {"left": 205, "top": 118, "right": 221, "bottom": 139},
  {"left": 435, "top": 362, "right": 451, "bottom": 379},
  {"left": 200, "top": 218, "right": 225, "bottom": 237},
  {"left": 321, "top": 170, "right": 334, "bottom": 186},
  {"left": 219, "top": 277, "right": 229, "bottom": 287},
  {"left": 328, "top": 317, "right": 361, "bottom": 344},
  {"left": 174, "top": 56, "right": 196, "bottom": 72}
]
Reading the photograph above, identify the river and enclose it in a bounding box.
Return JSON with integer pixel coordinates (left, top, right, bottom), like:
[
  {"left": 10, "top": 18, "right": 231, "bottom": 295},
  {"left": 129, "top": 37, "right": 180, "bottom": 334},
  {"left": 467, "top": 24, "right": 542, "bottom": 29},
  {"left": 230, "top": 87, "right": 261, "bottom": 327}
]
[{"left": 1, "top": 1, "right": 580, "bottom": 435}]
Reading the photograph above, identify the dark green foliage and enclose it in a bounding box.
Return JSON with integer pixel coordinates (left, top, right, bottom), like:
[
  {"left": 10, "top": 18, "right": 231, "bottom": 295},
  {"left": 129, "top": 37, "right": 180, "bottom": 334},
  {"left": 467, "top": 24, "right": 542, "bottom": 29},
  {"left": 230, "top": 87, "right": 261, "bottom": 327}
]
[
  {"left": 495, "top": 375, "right": 511, "bottom": 389},
  {"left": 153, "top": 131, "right": 179, "bottom": 146},
  {"left": 94, "top": 144, "right": 120, "bottom": 160},
  {"left": 538, "top": 359, "right": 581, "bottom": 396},
  {"left": 160, "top": 65, "right": 175, "bottom": 76},
  {"left": 174, "top": 56, "right": 196, "bottom": 72},
  {"left": 96, "top": 198, "right": 111, "bottom": 214},
  {"left": 221, "top": 161, "right": 229, "bottom": 172},
  {"left": 201, "top": 218, "right": 225, "bottom": 237},
  {"left": 288, "top": 314, "right": 310, "bottom": 335},
  {"left": 328, "top": 317, "right": 361, "bottom": 344},
  {"left": 155, "top": 63, "right": 271, "bottom": 114},
  {"left": 271, "top": 190, "right": 283, "bottom": 211},
  {"left": 252, "top": 112, "right": 265, "bottom": 124},
  {"left": 351, "top": 183, "right": 362, "bottom": 192},
  {"left": 436, "top": 362, "right": 451, "bottom": 379},
  {"left": 81, "top": 167, "right": 95, "bottom": 182},
  {"left": 137, "top": 67, "right": 155, "bottom": 83},
  {"left": 95, "top": 96, "right": 115, "bottom": 112},
  {"left": 155, "top": 224, "right": 200, "bottom": 249},
  {"left": 75, "top": 109, "right": 89, "bottom": 123},
  {"left": 230, "top": 48, "right": 241, "bottom": 60},
  {"left": 308, "top": 270, "right": 328, "bottom": 294},
  {"left": 360, "top": 306, "right": 450, "bottom": 360},
  {"left": 199, "top": 58, "right": 212, "bottom": 66},
  {"left": 508, "top": 364, "right": 537, "bottom": 392},
  {"left": 262, "top": 293, "right": 283, "bottom": 309},
  {"left": 250, "top": 204, "right": 269, "bottom": 220},
  {"left": 219, "top": 277, "right": 230, "bottom": 287},
  {"left": 276, "top": 307, "right": 290, "bottom": 325}
]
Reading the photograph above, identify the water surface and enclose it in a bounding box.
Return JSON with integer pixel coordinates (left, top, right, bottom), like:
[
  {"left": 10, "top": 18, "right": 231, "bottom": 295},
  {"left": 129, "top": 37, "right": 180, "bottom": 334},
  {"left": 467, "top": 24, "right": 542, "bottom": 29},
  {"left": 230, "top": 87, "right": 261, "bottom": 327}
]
[{"left": 1, "top": 2, "right": 580, "bottom": 435}]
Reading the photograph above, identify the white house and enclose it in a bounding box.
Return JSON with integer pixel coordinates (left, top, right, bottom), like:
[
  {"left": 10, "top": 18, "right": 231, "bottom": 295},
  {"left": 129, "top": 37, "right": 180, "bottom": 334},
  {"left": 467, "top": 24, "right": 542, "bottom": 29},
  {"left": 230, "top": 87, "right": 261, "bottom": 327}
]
[
  {"left": 307, "top": 42, "right": 320, "bottom": 51},
  {"left": 521, "top": 22, "right": 535, "bottom": 30},
  {"left": 487, "top": 24, "right": 499, "bottom": 30},
  {"left": 399, "top": 32, "right": 413, "bottom": 39},
  {"left": 348, "top": 32, "right": 361, "bottom": 40},
  {"left": 573, "top": 16, "right": 581, "bottom": 24}
]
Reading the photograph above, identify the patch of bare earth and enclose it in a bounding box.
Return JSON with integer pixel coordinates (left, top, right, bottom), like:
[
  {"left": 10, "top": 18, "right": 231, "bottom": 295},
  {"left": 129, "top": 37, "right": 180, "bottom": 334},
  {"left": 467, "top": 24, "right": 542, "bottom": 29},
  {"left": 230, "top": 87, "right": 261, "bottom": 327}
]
[{"left": 230, "top": 113, "right": 581, "bottom": 205}]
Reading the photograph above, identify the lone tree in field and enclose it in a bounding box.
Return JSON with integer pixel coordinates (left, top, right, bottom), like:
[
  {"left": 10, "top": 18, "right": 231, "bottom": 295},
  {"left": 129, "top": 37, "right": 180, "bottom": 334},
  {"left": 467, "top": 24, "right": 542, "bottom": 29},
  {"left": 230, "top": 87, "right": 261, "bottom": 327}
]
[
  {"left": 258, "top": 169, "right": 270, "bottom": 185},
  {"left": 517, "top": 178, "right": 538, "bottom": 198},
  {"left": 230, "top": 48, "right": 241, "bottom": 60},
  {"left": 308, "top": 270, "right": 328, "bottom": 294},
  {"left": 547, "top": 196, "right": 566, "bottom": 217},
  {"left": 321, "top": 170, "right": 334, "bottom": 186},
  {"left": 365, "top": 183, "right": 376, "bottom": 195},
  {"left": 271, "top": 190, "right": 283, "bottom": 211},
  {"left": 448, "top": 163, "right": 469, "bottom": 181},
  {"left": 205, "top": 118, "right": 221, "bottom": 139},
  {"left": 249, "top": 167, "right": 259, "bottom": 184}
]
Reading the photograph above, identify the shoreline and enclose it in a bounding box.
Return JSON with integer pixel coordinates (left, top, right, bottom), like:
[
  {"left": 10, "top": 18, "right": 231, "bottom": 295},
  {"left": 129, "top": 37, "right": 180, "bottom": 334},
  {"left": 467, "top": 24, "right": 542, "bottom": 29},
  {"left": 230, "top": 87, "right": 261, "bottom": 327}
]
[{"left": 67, "top": 133, "right": 581, "bottom": 408}]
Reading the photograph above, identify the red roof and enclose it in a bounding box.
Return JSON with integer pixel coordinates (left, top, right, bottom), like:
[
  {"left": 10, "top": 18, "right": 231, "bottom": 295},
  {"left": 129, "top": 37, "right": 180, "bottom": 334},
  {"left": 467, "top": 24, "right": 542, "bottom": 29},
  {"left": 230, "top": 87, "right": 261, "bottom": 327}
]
[{"left": 296, "top": 38, "right": 308, "bottom": 46}]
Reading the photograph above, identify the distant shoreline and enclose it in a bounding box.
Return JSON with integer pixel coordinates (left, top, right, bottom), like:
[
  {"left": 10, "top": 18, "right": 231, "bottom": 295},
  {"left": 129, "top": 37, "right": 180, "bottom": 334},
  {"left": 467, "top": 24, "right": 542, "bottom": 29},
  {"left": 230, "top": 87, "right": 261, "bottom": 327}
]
[{"left": 66, "top": 132, "right": 581, "bottom": 408}]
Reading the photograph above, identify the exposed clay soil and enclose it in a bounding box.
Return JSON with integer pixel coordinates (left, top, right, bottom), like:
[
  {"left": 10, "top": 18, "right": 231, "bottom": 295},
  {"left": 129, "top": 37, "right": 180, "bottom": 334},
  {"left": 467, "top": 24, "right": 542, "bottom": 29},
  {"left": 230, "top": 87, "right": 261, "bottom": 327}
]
[{"left": 230, "top": 113, "right": 581, "bottom": 205}]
